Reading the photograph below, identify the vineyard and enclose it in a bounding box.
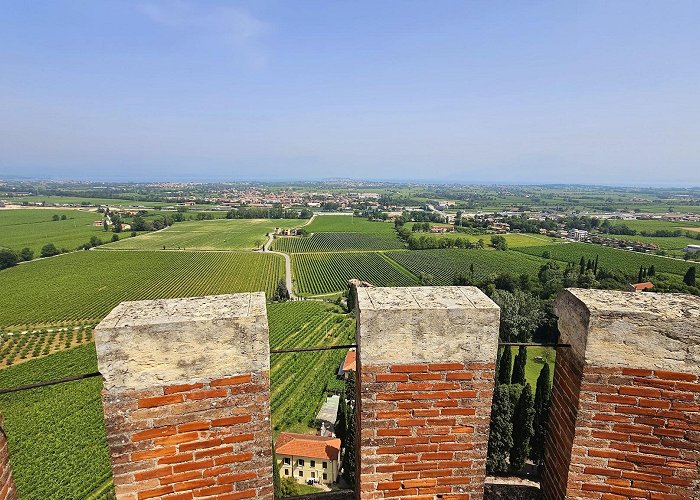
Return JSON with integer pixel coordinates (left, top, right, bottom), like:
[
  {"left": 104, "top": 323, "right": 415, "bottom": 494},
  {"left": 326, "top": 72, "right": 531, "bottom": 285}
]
[
  {"left": 273, "top": 232, "right": 403, "bottom": 252},
  {"left": 0, "top": 326, "right": 95, "bottom": 366},
  {"left": 385, "top": 249, "right": 547, "bottom": 285},
  {"left": 0, "top": 344, "right": 113, "bottom": 499},
  {"left": 514, "top": 242, "right": 692, "bottom": 277},
  {"left": 0, "top": 250, "right": 284, "bottom": 328},
  {"left": 104, "top": 218, "right": 300, "bottom": 251},
  {"left": 0, "top": 209, "right": 105, "bottom": 255},
  {"left": 305, "top": 214, "right": 397, "bottom": 234},
  {"left": 268, "top": 301, "right": 354, "bottom": 434},
  {"left": 292, "top": 252, "right": 418, "bottom": 295}
]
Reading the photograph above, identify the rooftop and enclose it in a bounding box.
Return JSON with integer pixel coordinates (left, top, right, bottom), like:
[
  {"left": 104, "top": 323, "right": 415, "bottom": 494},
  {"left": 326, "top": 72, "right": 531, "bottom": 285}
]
[{"left": 275, "top": 432, "right": 341, "bottom": 461}]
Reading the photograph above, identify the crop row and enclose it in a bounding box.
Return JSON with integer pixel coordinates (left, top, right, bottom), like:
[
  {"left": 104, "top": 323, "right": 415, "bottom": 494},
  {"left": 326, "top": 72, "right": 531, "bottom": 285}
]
[
  {"left": 0, "top": 250, "right": 284, "bottom": 328},
  {"left": 385, "top": 249, "right": 547, "bottom": 284},
  {"left": 274, "top": 232, "right": 404, "bottom": 253},
  {"left": 0, "top": 327, "right": 94, "bottom": 366},
  {"left": 514, "top": 242, "right": 692, "bottom": 276},
  {"left": 292, "top": 252, "right": 418, "bottom": 295}
]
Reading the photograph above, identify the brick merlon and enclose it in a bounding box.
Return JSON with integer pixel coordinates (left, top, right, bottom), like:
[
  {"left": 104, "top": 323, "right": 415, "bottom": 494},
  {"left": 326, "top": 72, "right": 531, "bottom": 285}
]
[
  {"left": 94, "top": 293, "right": 270, "bottom": 392},
  {"left": 555, "top": 288, "right": 700, "bottom": 373},
  {"left": 355, "top": 286, "right": 500, "bottom": 366}
]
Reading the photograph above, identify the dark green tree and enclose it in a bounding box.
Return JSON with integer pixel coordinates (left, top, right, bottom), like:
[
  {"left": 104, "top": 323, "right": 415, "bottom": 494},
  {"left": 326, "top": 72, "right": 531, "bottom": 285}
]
[
  {"left": 579, "top": 256, "right": 585, "bottom": 274},
  {"left": 684, "top": 266, "right": 696, "bottom": 287},
  {"left": 511, "top": 346, "right": 527, "bottom": 385},
  {"left": 492, "top": 290, "right": 545, "bottom": 342},
  {"left": 341, "top": 374, "right": 357, "bottom": 486},
  {"left": 19, "top": 247, "right": 33, "bottom": 261},
  {"left": 648, "top": 264, "right": 656, "bottom": 277},
  {"left": 487, "top": 385, "right": 514, "bottom": 473},
  {"left": 498, "top": 346, "right": 512, "bottom": 385},
  {"left": 531, "top": 363, "right": 552, "bottom": 463},
  {"left": 51, "top": 214, "right": 59, "bottom": 221},
  {"left": 0, "top": 248, "right": 19, "bottom": 270},
  {"left": 40, "top": 243, "right": 59, "bottom": 258},
  {"left": 638, "top": 266, "right": 644, "bottom": 283},
  {"left": 273, "top": 279, "right": 290, "bottom": 301},
  {"left": 510, "top": 383, "right": 535, "bottom": 471}
]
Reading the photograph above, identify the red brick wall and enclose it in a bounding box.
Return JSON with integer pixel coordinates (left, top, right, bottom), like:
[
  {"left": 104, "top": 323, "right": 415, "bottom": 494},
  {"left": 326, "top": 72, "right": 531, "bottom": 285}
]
[
  {"left": 102, "top": 371, "right": 273, "bottom": 500},
  {"left": 542, "top": 347, "right": 584, "bottom": 500},
  {"left": 358, "top": 361, "right": 495, "bottom": 499},
  {"left": 0, "top": 422, "right": 17, "bottom": 500},
  {"left": 543, "top": 353, "right": 700, "bottom": 500}
]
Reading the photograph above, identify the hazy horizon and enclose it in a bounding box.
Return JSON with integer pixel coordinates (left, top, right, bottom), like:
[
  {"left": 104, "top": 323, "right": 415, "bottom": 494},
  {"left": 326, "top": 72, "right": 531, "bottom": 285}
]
[{"left": 1, "top": 1, "right": 699, "bottom": 185}]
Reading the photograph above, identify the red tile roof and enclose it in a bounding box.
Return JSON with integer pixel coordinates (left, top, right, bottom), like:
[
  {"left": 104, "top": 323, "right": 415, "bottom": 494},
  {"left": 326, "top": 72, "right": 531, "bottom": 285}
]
[
  {"left": 342, "top": 350, "right": 356, "bottom": 372},
  {"left": 632, "top": 282, "right": 654, "bottom": 290},
  {"left": 275, "top": 432, "right": 341, "bottom": 461}
]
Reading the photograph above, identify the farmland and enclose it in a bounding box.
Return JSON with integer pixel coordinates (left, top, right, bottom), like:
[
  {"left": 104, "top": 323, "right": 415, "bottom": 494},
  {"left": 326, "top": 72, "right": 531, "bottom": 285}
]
[
  {"left": 0, "top": 326, "right": 94, "bottom": 367},
  {"left": 103, "top": 218, "right": 300, "bottom": 251},
  {"left": 274, "top": 232, "right": 403, "bottom": 252},
  {"left": 386, "top": 249, "right": 547, "bottom": 285},
  {"left": 305, "top": 214, "right": 397, "bottom": 234},
  {"left": 0, "top": 344, "right": 112, "bottom": 499},
  {"left": 292, "top": 252, "right": 418, "bottom": 295},
  {"left": 514, "top": 242, "right": 692, "bottom": 277},
  {"left": 0, "top": 250, "right": 284, "bottom": 328},
  {"left": 268, "top": 301, "right": 354, "bottom": 434},
  {"left": 0, "top": 209, "right": 106, "bottom": 256}
]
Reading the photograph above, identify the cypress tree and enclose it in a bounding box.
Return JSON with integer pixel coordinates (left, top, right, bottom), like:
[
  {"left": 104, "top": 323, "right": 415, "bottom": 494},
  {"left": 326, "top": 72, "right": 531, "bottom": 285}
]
[
  {"left": 648, "top": 264, "right": 655, "bottom": 277},
  {"left": 498, "top": 346, "right": 513, "bottom": 385},
  {"left": 594, "top": 255, "right": 599, "bottom": 275},
  {"left": 341, "top": 373, "right": 357, "bottom": 486},
  {"left": 510, "top": 383, "right": 535, "bottom": 471},
  {"left": 511, "top": 346, "right": 527, "bottom": 385},
  {"left": 579, "top": 256, "right": 585, "bottom": 274},
  {"left": 638, "top": 266, "right": 644, "bottom": 283},
  {"left": 684, "top": 266, "right": 696, "bottom": 287},
  {"left": 531, "top": 363, "right": 552, "bottom": 463},
  {"left": 586, "top": 259, "right": 593, "bottom": 271},
  {"left": 487, "top": 385, "right": 514, "bottom": 474}
]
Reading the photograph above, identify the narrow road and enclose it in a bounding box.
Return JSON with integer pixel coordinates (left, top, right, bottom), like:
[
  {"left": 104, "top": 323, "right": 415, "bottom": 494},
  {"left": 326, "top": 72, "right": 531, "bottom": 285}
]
[{"left": 262, "top": 232, "right": 296, "bottom": 300}]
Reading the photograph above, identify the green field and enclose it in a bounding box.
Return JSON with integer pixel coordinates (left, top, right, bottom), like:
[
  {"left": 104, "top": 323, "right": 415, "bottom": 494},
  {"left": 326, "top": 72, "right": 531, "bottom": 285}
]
[
  {"left": 385, "top": 249, "right": 547, "bottom": 285},
  {"left": 274, "top": 232, "right": 403, "bottom": 253},
  {"left": 0, "top": 209, "right": 106, "bottom": 256},
  {"left": 6, "top": 195, "right": 163, "bottom": 207},
  {"left": 502, "top": 233, "right": 563, "bottom": 248},
  {"left": 103, "top": 218, "right": 300, "bottom": 251},
  {"left": 514, "top": 242, "right": 692, "bottom": 277},
  {"left": 305, "top": 215, "right": 396, "bottom": 234},
  {"left": 268, "top": 301, "right": 354, "bottom": 434},
  {"left": 292, "top": 252, "right": 418, "bottom": 295},
  {"left": 0, "top": 344, "right": 112, "bottom": 499},
  {"left": 0, "top": 250, "right": 284, "bottom": 328},
  {"left": 608, "top": 219, "right": 700, "bottom": 232}
]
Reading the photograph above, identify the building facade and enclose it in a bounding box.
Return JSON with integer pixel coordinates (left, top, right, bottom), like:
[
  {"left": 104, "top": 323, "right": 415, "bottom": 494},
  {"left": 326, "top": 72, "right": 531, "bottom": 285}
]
[{"left": 275, "top": 433, "right": 340, "bottom": 485}]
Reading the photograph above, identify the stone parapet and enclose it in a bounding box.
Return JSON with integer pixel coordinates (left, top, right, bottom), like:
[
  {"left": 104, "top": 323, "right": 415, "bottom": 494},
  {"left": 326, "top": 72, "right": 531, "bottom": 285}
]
[
  {"left": 0, "top": 416, "right": 18, "bottom": 500},
  {"left": 543, "top": 289, "right": 700, "bottom": 500},
  {"left": 95, "top": 293, "right": 273, "bottom": 500},
  {"left": 356, "top": 286, "right": 500, "bottom": 499}
]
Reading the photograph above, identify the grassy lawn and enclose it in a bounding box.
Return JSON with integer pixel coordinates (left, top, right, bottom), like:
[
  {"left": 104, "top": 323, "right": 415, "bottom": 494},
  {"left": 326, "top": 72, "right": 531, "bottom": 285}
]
[
  {"left": 0, "top": 209, "right": 106, "bottom": 256},
  {"left": 306, "top": 214, "right": 397, "bottom": 234}
]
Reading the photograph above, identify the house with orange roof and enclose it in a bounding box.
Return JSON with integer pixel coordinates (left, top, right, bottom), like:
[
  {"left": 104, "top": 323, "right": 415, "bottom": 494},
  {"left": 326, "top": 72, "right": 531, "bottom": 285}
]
[
  {"left": 626, "top": 282, "right": 654, "bottom": 292},
  {"left": 275, "top": 432, "right": 341, "bottom": 485},
  {"left": 338, "top": 349, "right": 356, "bottom": 379}
]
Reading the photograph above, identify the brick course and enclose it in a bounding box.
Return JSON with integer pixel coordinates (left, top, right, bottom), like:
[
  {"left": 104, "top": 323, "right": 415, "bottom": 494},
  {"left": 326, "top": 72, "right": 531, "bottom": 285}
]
[
  {"left": 102, "top": 371, "right": 273, "bottom": 500},
  {"left": 0, "top": 420, "right": 17, "bottom": 500},
  {"left": 359, "top": 361, "right": 496, "bottom": 499},
  {"left": 544, "top": 359, "right": 700, "bottom": 499}
]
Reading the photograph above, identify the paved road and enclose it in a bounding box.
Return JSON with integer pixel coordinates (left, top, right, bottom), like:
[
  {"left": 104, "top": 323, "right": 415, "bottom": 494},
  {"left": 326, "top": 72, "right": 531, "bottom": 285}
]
[{"left": 261, "top": 232, "right": 296, "bottom": 299}]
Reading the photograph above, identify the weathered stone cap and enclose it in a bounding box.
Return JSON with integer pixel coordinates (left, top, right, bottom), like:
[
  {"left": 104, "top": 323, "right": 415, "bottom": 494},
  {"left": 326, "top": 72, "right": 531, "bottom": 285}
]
[
  {"left": 356, "top": 286, "right": 500, "bottom": 366},
  {"left": 555, "top": 288, "right": 700, "bottom": 372},
  {"left": 95, "top": 293, "right": 270, "bottom": 392}
]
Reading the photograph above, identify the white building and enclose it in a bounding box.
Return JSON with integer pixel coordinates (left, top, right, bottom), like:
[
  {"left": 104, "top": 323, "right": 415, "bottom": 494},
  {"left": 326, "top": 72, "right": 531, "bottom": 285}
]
[{"left": 685, "top": 244, "right": 700, "bottom": 254}]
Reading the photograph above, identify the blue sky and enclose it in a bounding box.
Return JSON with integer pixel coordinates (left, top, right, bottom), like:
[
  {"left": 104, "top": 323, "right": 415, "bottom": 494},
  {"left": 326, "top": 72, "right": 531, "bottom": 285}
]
[{"left": 0, "top": 0, "right": 698, "bottom": 184}]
